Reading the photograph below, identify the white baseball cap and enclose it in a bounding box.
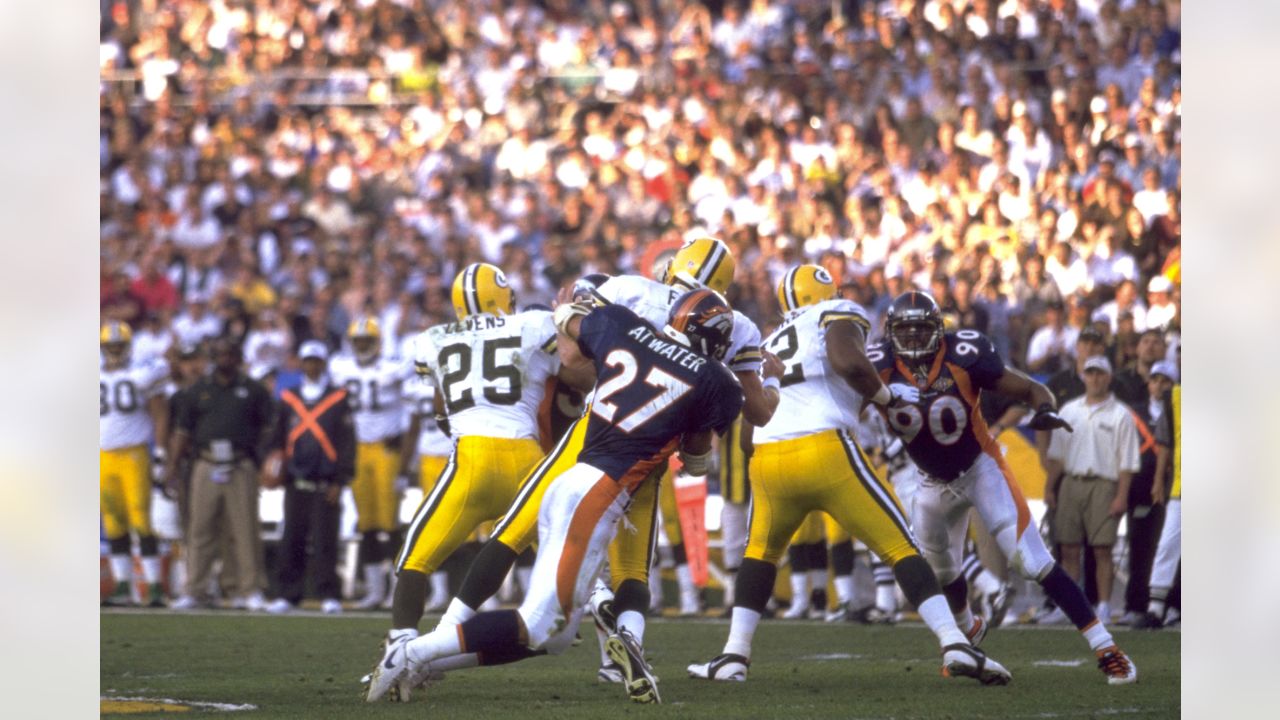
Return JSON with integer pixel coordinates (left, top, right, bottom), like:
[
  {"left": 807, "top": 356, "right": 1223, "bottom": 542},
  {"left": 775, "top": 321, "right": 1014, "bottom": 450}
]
[
  {"left": 1083, "top": 355, "right": 1113, "bottom": 375},
  {"left": 299, "top": 340, "right": 329, "bottom": 361},
  {"left": 1147, "top": 276, "right": 1174, "bottom": 293},
  {"left": 1150, "top": 360, "right": 1179, "bottom": 383}
]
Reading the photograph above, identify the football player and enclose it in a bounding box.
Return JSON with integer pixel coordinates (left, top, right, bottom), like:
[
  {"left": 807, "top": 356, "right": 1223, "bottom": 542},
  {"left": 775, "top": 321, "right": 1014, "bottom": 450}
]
[
  {"left": 414, "top": 239, "right": 781, "bottom": 696},
  {"left": 367, "top": 289, "right": 745, "bottom": 706},
  {"left": 870, "top": 290, "right": 1136, "bottom": 684},
  {"left": 100, "top": 321, "right": 170, "bottom": 607},
  {"left": 329, "top": 316, "right": 415, "bottom": 609},
  {"left": 373, "top": 262, "right": 584, "bottom": 665},
  {"left": 689, "top": 266, "right": 1011, "bottom": 685}
]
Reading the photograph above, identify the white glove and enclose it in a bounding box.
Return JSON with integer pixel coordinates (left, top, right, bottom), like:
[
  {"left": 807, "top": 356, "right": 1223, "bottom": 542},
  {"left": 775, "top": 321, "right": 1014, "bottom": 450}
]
[{"left": 888, "top": 383, "right": 921, "bottom": 405}]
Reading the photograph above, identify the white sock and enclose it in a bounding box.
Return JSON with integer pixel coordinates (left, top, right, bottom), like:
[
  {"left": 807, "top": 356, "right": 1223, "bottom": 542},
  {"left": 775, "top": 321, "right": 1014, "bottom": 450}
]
[
  {"left": 406, "top": 625, "right": 463, "bottom": 666},
  {"left": 433, "top": 652, "right": 479, "bottom": 672},
  {"left": 110, "top": 554, "right": 133, "bottom": 585},
  {"left": 389, "top": 627, "right": 419, "bottom": 642},
  {"left": 808, "top": 569, "right": 828, "bottom": 600},
  {"left": 722, "top": 573, "right": 736, "bottom": 608},
  {"left": 429, "top": 571, "right": 449, "bottom": 599},
  {"left": 723, "top": 606, "right": 761, "bottom": 659},
  {"left": 595, "top": 621, "right": 611, "bottom": 665},
  {"left": 954, "top": 606, "right": 975, "bottom": 634},
  {"left": 875, "top": 583, "right": 897, "bottom": 613},
  {"left": 140, "top": 556, "right": 162, "bottom": 584},
  {"left": 675, "top": 564, "right": 695, "bottom": 595},
  {"left": 834, "top": 575, "right": 855, "bottom": 606},
  {"left": 516, "top": 567, "right": 533, "bottom": 595},
  {"left": 788, "top": 573, "right": 809, "bottom": 610},
  {"left": 439, "top": 598, "right": 476, "bottom": 628},
  {"left": 364, "top": 564, "right": 388, "bottom": 598},
  {"left": 617, "top": 610, "right": 646, "bottom": 642},
  {"left": 973, "top": 569, "right": 1001, "bottom": 597},
  {"left": 1082, "top": 621, "right": 1115, "bottom": 652},
  {"left": 917, "top": 595, "right": 968, "bottom": 647},
  {"left": 648, "top": 568, "right": 664, "bottom": 609},
  {"left": 1094, "top": 601, "right": 1112, "bottom": 625}
]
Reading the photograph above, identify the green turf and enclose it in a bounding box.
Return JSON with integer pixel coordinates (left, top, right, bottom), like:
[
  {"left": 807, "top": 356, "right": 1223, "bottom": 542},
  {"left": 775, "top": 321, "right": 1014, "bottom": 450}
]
[{"left": 102, "top": 611, "right": 1178, "bottom": 719}]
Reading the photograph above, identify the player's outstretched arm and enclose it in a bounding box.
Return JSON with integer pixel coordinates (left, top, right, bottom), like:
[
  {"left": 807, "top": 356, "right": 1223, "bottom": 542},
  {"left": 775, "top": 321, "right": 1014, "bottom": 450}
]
[
  {"left": 825, "top": 318, "right": 907, "bottom": 408},
  {"left": 995, "top": 367, "right": 1072, "bottom": 432},
  {"left": 736, "top": 351, "right": 782, "bottom": 427}
]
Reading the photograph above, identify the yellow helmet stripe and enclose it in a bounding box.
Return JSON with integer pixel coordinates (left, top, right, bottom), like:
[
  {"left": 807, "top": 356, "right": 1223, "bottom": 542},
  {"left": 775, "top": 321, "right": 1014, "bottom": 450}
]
[{"left": 463, "top": 264, "right": 481, "bottom": 316}]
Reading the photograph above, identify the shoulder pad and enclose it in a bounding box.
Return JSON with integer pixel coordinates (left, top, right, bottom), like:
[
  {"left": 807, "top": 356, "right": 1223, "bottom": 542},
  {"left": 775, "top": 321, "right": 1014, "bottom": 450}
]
[
  {"left": 943, "top": 330, "right": 999, "bottom": 367},
  {"left": 814, "top": 298, "right": 872, "bottom": 333}
]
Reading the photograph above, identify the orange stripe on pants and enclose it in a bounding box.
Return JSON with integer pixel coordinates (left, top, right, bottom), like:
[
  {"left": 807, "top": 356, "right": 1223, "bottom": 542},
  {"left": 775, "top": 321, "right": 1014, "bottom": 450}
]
[{"left": 556, "top": 475, "right": 622, "bottom": 617}]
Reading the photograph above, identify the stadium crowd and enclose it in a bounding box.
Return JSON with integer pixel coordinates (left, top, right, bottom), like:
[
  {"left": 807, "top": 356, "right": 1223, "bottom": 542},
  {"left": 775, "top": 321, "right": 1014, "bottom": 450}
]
[{"left": 99, "top": 0, "right": 1181, "bottom": 624}]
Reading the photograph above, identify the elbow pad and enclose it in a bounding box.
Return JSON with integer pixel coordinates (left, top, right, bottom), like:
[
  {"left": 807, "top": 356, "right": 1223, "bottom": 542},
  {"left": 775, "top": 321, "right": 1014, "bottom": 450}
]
[{"left": 680, "top": 448, "right": 712, "bottom": 476}]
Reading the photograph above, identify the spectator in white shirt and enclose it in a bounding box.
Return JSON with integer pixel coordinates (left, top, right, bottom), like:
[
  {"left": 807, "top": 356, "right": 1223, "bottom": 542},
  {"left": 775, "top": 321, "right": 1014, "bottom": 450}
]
[
  {"left": 1144, "top": 276, "right": 1178, "bottom": 331},
  {"left": 171, "top": 293, "right": 223, "bottom": 348},
  {"left": 1094, "top": 279, "right": 1148, "bottom": 335},
  {"left": 1026, "top": 300, "right": 1081, "bottom": 375}
]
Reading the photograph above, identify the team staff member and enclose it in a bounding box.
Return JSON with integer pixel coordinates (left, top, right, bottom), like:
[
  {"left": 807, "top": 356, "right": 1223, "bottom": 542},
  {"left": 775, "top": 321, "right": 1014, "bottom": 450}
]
[
  {"left": 1044, "top": 356, "right": 1141, "bottom": 626},
  {"left": 167, "top": 336, "right": 275, "bottom": 611},
  {"left": 1137, "top": 363, "right": 1181, "bottom": 629},
  {"left": 264, "top": 341, "right": 356, "bottom": 615}
]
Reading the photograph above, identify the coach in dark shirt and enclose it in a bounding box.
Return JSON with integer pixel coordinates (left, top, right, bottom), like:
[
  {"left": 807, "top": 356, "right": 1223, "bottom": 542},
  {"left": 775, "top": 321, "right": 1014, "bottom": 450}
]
[{"left": 167, "top": 336, "right": 274, "bottom": 610}]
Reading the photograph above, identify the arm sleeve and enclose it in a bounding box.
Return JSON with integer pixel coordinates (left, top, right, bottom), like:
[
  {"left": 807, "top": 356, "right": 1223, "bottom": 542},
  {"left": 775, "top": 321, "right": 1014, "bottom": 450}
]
[
  {"left": 962, "top": 332, "right": 1007, "bottom": 389},
  {"left": 725, "top": 312, "right": 763, "bottom": 373},
  {"left": 1115, "top": 410, "right": 1142, "bottom": 474}
]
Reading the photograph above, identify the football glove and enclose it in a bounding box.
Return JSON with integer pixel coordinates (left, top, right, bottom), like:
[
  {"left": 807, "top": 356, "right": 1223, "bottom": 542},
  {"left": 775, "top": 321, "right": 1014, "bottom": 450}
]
[
  {"left": 1027, "top": 403, "right": 1072, "bottom": 432},
  {"left": 888, "top": 383, "right": 921, "bottom": 405}
]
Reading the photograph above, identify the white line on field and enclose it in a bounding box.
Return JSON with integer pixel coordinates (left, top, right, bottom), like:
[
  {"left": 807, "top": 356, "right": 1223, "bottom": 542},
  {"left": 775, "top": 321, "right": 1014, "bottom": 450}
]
[{"left": 102, "top": 696, "right": 257, "bottom": 712}]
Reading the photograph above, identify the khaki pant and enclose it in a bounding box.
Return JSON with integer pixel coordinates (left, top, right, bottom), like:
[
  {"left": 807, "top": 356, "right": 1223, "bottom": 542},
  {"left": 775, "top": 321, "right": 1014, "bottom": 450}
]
[{"left": 185, "top": 458, "right": 265, "bottom": 600}]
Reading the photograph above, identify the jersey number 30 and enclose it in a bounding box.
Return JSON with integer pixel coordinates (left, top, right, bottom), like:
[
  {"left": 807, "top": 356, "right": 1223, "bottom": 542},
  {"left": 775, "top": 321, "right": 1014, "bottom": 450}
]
[{"left": 592, "top": 350, "right": 692, "bottom": 432}]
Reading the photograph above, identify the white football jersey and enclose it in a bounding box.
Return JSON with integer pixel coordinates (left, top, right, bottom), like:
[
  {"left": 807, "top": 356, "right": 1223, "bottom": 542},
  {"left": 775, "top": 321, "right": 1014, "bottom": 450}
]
[
  {"left": 328, "top": 353, "right": 414, "bottom": 443},
  {"left": 595, "top": 274, "right": 763, "bottom": 374},
  {"left": 412, "top": 309, "right": 559, "bottom": 440},
  {"left": 755, "top": 298, "right": 873, "bottom": 443},
  {"left": 100, "top": 357, "right": 169, "bottom": 450}
]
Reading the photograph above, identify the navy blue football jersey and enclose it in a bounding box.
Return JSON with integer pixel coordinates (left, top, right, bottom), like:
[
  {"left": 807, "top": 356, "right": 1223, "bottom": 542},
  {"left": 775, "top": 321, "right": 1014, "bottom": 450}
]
[
  {"left": 576, "top": 304, "right": 743, "bottom": 484},
  {"left": 869, "top": 330, "right": 1007, "bottom": 481}
]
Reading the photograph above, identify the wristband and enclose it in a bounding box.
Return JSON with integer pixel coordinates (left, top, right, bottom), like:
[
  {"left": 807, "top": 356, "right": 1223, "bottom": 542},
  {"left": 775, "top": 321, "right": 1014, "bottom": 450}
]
[
  {"left": 762, "top": 376, "right": 781, "bottom": 393},
  {"left": 870, "top": 385, "right": 892, "bottom": 407}
]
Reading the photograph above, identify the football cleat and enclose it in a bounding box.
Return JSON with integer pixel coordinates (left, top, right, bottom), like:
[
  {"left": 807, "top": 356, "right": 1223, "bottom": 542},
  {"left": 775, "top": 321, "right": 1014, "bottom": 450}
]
[
  {"left": 941, "top": 643, "right": 1011, "bottom": 686},
  {"left": 366, "top": 633, "right": 413, "bottom": 702},
  {"left": 1096, "top": 646, "right": 1138, "bottom": 685},
  {"left": 687, "top": 653, "right": 750, "bottom": 682},
  {"left": 855, "top": 605, "right": 897, "bottom": 625},
  {"left": 965, "top": 616, "right": 988, "bottom": 647},
  {"left": 605, "top": 629, "right": 661, "bottom": 704},
  {"left": 824, "top": 603, "right": 853, "bottom": 623},
  {"left": 145, "top": 583, "right": 166, "bottom": 609},
  {"left": 597, "top": 662, "right": 626, "bottom": 684}
]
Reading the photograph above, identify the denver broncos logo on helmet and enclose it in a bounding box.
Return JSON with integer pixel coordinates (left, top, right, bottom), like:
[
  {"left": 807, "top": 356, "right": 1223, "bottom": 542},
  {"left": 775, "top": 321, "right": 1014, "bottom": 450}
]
[
  {"left": 777, "top": 264, "right": 837, "bottom": 315},
  {"left": 664, "top": 288, "right": 735, "bottom": 361},
  {"left": 452, "top": 262, "right": 515, "bottom": 319}
]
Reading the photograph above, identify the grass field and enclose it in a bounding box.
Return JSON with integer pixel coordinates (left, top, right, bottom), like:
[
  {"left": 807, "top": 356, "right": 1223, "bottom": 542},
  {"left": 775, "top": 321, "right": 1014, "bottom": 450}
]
[{"left": 102, "top": 610, "right": 1179, "bottom": 719}]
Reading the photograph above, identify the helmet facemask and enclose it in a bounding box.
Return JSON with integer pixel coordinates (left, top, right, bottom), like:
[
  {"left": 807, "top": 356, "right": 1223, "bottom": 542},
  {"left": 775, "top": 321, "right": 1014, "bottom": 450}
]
[{"left": 888, "top": 316, "right": 942, "bottom": 361}]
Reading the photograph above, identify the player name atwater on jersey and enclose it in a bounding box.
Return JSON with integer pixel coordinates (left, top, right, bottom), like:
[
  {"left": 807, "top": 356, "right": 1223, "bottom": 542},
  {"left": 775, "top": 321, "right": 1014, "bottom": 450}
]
[
  {"left": 328, "top": 354, "right": 413, "bottom": 443},
  {"left": 100, "top": 358, "right": 169, "bottom": 450},
  {"left": 576, "top": 304, "right": 742, "bottom": 482},
  {"left": 412, "top": 309, "right": 559, "bottom": 440},
  {"left": 869, "top": 329, "right": 1005, "bottom": 481},
  {"left": 596, "top": 274, "right": 763, "bottom": 374},
  {"left": 755, "top": 298, "right": 873, "bottom": 444},
  {"left": 623, "top": 324, "right": 709, "bottom": 372}
]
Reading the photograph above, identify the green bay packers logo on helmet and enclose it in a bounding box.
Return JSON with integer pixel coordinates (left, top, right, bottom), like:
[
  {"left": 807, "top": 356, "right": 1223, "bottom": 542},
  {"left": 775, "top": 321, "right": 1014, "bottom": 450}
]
[
  {"left": 347, "top": 316, "right": 381, "bottom": 363},
  {"left": 777, "top": 264, "right": 836, "bottom": 314},
  {"left": 661, "top": 237, "right": 736, "bottom": 294},
  {"left": 452, "top": 262, "right": 515, "bottom": 319}
]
